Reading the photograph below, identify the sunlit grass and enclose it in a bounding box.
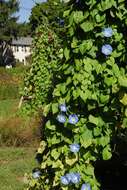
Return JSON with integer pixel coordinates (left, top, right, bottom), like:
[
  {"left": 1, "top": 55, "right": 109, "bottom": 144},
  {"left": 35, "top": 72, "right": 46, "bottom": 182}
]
[{"left": 0, "top": 147, "right": 37, "bottom": 190}]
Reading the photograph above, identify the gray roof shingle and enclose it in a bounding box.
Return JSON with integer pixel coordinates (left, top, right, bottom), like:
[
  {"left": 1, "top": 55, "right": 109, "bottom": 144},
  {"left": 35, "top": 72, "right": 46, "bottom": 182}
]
[{"left": 12, "top": 37, "right": 32, "bottom": 46}]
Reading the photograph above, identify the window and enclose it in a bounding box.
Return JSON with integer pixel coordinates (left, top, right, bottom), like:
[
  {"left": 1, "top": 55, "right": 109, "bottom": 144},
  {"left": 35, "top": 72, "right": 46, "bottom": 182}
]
[
  {"left": 22, "top": 46, "right": 24, "bottom": 52},
  {"left": 25, "top": 46, "right": 27, "bottom": 52},
  {"left": 14, "top": 46, "right": 17, "bottom": 52},
  {"left": 16, "top": 46, "right": 19, "bottom": 52}
]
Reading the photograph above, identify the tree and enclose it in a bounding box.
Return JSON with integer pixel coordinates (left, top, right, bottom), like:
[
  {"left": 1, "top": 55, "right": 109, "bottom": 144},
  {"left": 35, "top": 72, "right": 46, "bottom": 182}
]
[
  {"left": 30, "top": 0, "right": 66, "bottom": 36},
  {"left": 27, "top": 0, "right": 127, "bottom": 190},
  {"left": 0, "top": 0, "right": 19, "bottom": 66},
  {"left": 0, "top": 0, "right": 19, "bottom": 42},
  {"left": 16, "top": 22, "right": 31, "bottom": 37}
]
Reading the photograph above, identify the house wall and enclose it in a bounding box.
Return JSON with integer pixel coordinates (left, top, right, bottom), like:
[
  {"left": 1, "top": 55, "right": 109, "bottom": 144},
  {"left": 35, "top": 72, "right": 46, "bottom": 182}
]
[{"left": 11, "top": 45, "right": 31, "bottom": 65}]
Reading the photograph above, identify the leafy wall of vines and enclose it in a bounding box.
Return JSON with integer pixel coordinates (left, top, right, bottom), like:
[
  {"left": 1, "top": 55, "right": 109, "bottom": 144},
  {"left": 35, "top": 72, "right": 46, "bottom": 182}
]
[{"left": 27, "top": 0, "right": 127, "bottom": 190}]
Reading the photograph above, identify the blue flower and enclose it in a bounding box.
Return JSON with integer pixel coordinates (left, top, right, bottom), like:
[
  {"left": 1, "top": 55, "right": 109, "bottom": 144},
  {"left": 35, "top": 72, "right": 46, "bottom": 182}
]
[
  {"left": 69, "top": 172, "right": 80, "bottom": 184},
  {"left": 59, "top": 19, "right": 64, "bottom": 26},
  {"left": 101, "top": 44, "right": 113, "bottom": 55},
  {"left": 61, "top": 176, "right": 70, "bottom": 185},
  {"left": 69, "top": 143, "right": 80, "bottom": 153},
  {"left": 102, "top": 27, "right": 113, "bottom": 37},
  {"left": 59, "top": 103, "right": 67, "bottom": 112},
  {"left": 81, "top": 183, "right": 91, "bottom": 190},
  {"left": 65, "top": 173, "right": 72, "bottom": 183},
  {"left": 57, "top": 114, "right": 66, "bottom": 123},
  {"left": 68, "top": 114, "right": 78, "bottom": 124},
  {"left": 32, "top": 168, "right": 42, "bottom": 179}
]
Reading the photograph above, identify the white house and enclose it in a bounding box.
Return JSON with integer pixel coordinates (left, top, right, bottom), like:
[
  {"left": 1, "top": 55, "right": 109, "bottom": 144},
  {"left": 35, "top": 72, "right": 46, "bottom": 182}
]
[{"left": 11, "top": 37, "right": 32, "bottom": 65}]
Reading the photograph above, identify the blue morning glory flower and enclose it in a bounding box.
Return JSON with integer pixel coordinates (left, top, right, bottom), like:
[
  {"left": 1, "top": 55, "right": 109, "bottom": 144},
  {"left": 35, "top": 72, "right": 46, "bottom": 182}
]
[
  {"left": 81, "top": 183, "right": 91, "bottom": 190},
  {"left": 68, "top": 114, "right": 78, "bottom": 124},
  {"left": 59, "top": 19, "right": 64, "bottom": 26},
  {"left": 65, "top": 173, "right": 72, "bottom": 183},
  {"left": 59, "top": 103, "right": 67, "bottom": 112},
  {"left": 57, "top": 114, "right": 66, "bottom": 123},
  {"left": 69, "top": 143, "right": 80, "bottom": 153},
  {"left": 101, "top": 44, "right": 113, "bottom": 55},
  {"left": 64, "top": 172, "right": 80, "bottom": 184},
  {"left": 102, "top": 27, "right": 113, "bottom": 37},
  {"left": 61, "top": 176, "right": 70, "bottom": 185},
  {"left": 69, "top": 172, "right": 80, "bottom": 184},
  {"left": 32, "top": 168, "right": 42, "bottom": 179}
]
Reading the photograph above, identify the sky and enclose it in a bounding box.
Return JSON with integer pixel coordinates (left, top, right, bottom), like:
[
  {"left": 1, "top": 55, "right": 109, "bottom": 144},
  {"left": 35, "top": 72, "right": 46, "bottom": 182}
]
[{"left": 17, "top": 0, "right": 46, "bottom": 23}]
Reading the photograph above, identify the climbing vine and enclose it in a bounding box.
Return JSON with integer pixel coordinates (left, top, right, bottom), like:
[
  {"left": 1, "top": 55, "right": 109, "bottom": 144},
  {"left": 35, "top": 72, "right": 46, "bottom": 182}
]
[
  {"left": 27, "top": 0, "right": 127, "bottom": 190},
  {"left": 22, "top": 17, "right": 62, "bottom": 113}
]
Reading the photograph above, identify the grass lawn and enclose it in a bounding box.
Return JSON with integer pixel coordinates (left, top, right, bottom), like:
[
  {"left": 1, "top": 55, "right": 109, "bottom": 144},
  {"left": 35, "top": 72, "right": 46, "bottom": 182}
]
[
  {"left": 0, "top": 99, "right": 19, "bottom": 119},
  {"left": 0, "top": 99, "right": 40, "bottom": 146},
  {"left": 0, "top": 147, "right": 37, "bottom": 190}
]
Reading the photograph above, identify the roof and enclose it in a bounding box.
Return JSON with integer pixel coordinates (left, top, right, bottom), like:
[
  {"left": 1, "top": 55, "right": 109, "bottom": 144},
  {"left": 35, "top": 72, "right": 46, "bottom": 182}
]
[{"left": 12, "top": 37, "right": 32, "bottom": 46}]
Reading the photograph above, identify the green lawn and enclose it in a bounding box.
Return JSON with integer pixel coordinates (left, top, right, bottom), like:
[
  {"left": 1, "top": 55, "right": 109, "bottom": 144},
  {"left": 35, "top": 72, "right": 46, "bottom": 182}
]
[
  {"left": 0, "top": 99, "right": 18, "bottom": 118},
  {"left": 0, "top": 69, "right": 40, "bottom": 189},
  {"left": 0, "top": 147, "right": 37, "bottom": 190}
]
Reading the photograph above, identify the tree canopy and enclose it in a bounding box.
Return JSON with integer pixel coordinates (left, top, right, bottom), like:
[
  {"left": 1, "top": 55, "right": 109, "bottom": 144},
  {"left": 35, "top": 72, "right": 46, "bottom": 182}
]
[
  {"left": 30, "top": 0, "right": 66, "bottom": 35},
  {"left": 16, "top": 22, "right": 31, "bottom": 37},
  {"left": 0, "top": 0, "right": 19, "bottom": 66},
  {"left": 0, "top": 0, "right": 19, "bottom": 43}
]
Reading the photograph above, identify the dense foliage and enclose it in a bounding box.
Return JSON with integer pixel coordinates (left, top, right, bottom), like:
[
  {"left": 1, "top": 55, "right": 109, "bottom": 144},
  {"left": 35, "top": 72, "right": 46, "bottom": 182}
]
[
  {"left": 23, "top": 18, "right": 62, "bottom": 113},
  {"left": 17, "top": 22, "right": 31, "bottom": 37},
  {"left": 0, "top": 0, "right": 19, "bottom": 66},
  {"left": 30, "top": 0, "right": 66, "bottom": 36},
  {"left": 0, "top": 0, "right": 19, "bottom": 42},
  {"left": 27, "top": 0, "right": 127, "bottom": 190}
]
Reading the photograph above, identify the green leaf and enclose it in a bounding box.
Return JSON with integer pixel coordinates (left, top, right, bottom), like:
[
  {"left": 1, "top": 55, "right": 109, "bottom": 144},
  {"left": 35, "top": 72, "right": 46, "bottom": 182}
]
[
  {"left": 79, "top": 89, "right": 91, "bottom": 102},
  {"left": 48, "top": 135, "right": 61, "bottom": 145},
  {"left": 71, "top": 37, "right": 78, "bottom": 48},
  {"left": 102, "top": 146, "right": 112, "bottom": 160},
  {"left": 79, "top": 40, "right": 93, "bottom": 55},
  {"left": 41, "top": 161, "right": 47, "bottom": 169},
  {"left": 73, "top": 11, "right": 84, "bottom": 24},
  {"left": 120, "top": 94, "right": 127, "bottom": 105},
  {"left": 122, "top": 118, "right": 127, "bottom": 128},
  {"left": 118, "top": 76, "right": 127, "bottom": 87},
  {"left": 64, "top": 47, "right": 70, "bottom": 61},
  {"left": 97, "top": 136, "right": 110, "bottom": 147},
  {"left": 93, "top": 127, "right": 102, "bottom": 137},
  {"left": 84, "top": 165, "right": 94, "bottom": 176},
  {"left": 63, "top": 10, "right": 70, "bottom": 17},
  {"left": 43, "top": 104, "right": 51, "bottom": 116},
  {"left": 95, "top": 14, "right": 106, "bottom": 23},
  {"left": 99, "top": 94, "right": 109, "bottom": 104},
  {"left": 80, "top": 129, "right": 93, "bottom": 148},
  {"left": 89, "top": 115, "right": 99, "bottom": 126},
  {"left": 60, "top": 84, "right": 66, "bottom": 94},
  {"left": 52, "top": 103, "right": 59, "bottom": 114},
  {"left": 37, "top": 140, "right": 47, "bottom": 153},
  {"left": 80, "top": 21, "right": 94, "bottom": 32},
  {"left": 104, "top": 77, "right": 117, "bottom": 86},
  {"left": 52, "top": 160, "right": 64, "bottom": 169},
  {"left": 51, "top": 149, "right": 60, "bottom": 160},
  {"left": 66, "top": 155, "right": 78, "bottom": 166},
  {"left": 46, "top": 120, "right": 56, "bottom": 131}
]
